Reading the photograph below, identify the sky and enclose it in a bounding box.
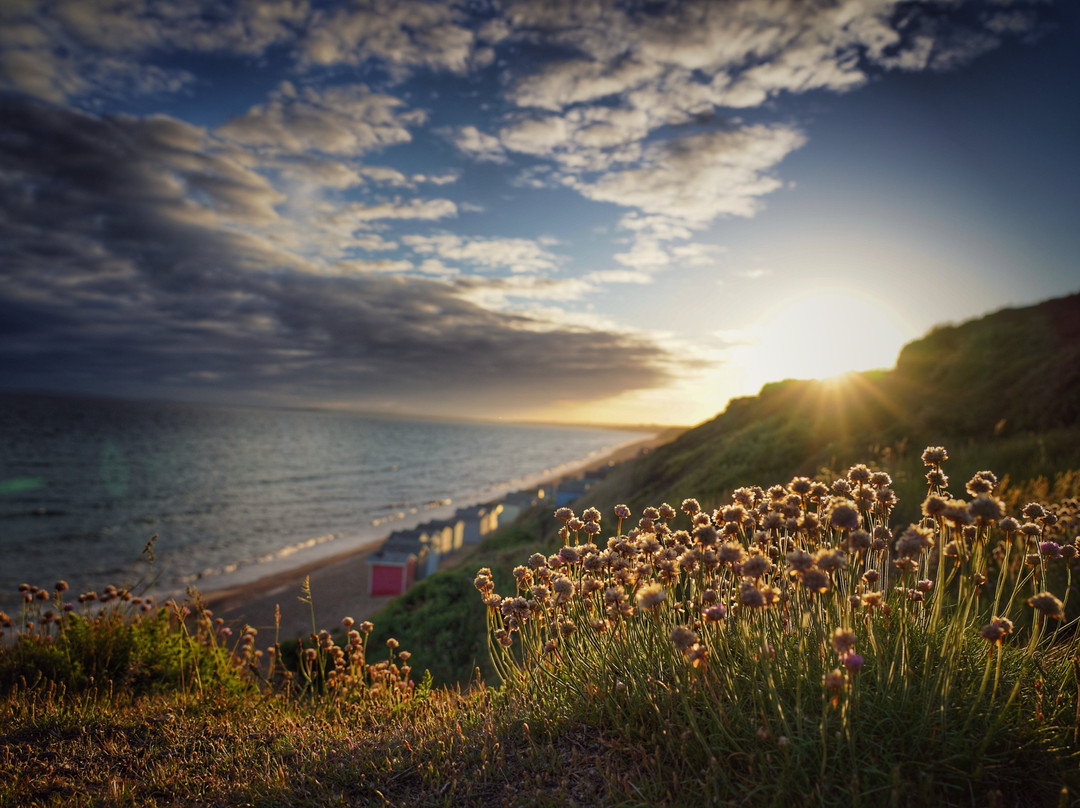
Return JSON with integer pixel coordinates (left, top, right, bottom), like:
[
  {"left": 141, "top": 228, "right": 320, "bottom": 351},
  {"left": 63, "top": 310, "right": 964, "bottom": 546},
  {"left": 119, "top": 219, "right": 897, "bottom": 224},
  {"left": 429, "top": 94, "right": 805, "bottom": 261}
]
[{"left": 1, "top": 0, "right": 1078, "bottom": 427}]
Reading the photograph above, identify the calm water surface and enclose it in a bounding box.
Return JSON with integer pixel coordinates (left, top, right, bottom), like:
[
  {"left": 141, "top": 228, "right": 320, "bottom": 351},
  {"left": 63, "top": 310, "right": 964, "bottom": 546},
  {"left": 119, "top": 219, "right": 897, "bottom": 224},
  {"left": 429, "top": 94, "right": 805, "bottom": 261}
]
[{"left": 0, "top": 394, "right": 647, "bottom": 610}]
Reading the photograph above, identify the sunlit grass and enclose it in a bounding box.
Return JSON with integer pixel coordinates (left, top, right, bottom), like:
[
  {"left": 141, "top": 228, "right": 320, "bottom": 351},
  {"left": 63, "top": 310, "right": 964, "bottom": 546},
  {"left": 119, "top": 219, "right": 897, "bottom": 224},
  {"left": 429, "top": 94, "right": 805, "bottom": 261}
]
[
  {"left": 479, "top": 447, "right": 1080, "bottom": 805},
  {"left": 1, "top": 446, "right": 1078, "bottom": 806}
]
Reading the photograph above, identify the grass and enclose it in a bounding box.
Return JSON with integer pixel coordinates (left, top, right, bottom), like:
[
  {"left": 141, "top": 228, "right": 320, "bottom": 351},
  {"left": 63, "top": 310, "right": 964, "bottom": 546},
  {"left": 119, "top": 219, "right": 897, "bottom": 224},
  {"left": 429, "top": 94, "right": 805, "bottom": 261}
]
[{"left": 2, "top": 446, "right": 1079, "bottom": 806}]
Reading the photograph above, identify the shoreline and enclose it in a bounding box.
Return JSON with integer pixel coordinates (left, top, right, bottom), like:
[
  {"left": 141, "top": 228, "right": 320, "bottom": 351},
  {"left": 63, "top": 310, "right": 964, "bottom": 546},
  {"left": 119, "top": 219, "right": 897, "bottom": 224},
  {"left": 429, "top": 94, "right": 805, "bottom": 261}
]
[{"left": 203, "top": 429, "right": 677, "bottom": 639}]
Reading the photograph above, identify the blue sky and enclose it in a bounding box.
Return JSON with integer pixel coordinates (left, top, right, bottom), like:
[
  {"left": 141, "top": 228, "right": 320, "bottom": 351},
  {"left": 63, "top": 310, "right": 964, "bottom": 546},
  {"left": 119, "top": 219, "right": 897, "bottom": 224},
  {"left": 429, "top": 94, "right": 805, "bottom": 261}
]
[{"left": 1, "top": 0, "right": 1077, "bottom": 426}]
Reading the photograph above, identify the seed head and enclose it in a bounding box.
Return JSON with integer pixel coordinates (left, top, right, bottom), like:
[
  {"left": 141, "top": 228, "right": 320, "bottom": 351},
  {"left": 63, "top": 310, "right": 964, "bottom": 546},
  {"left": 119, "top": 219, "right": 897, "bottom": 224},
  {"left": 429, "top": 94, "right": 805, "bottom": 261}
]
[
  {"left": 1022, "top": 502, "right": 1046, "bottom": 521},
  {"left": 895, "top": 525, "right": 935, "bottom": 558},
  {"left": 703, "top": 603, "right": 727, "bottom": 622},
  {"left": 870, "top": 471, "right": 892, "bottom": 488},
  {"left": 829, "top": 501, "right": 861, "bottom": 532},
  {"left": 823, "top": 669, "right": 845, "bottom": 690},
  {"left": 680, "top": 498, "right": 701, "bottom": 516},
  {"left": 669, "top": 625, "right": 699, "bottom": 652},
  {"left": 831, "top": 628, "right": 857, "bottom": 657},
  {"left": 636, "top": 583, "right": 667, "bottom": 610},
  {"left": 847, "top": 464, "right": 872, "bottom": 485},
  {"left": 925, "top": 469, "right": 948, "bottom": 488},
  {"left": 1028, "top": 592, "right": 1064, "bottom": 619},
  {"left": 921, "top": 446, "right": 948, "bottom": 466}
]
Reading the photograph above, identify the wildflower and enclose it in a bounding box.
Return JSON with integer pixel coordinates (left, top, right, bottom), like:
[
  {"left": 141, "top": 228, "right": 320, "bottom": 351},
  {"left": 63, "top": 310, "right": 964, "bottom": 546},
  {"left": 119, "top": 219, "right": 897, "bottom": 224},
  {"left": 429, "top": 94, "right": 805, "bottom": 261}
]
[
  {"left": 847, "top": 464, "right": 872, "bottom": 485},
  {"left": 966, "top": 474, "right": 993, "bottom": 496},
  {"left": 916, "top": 579, "right": 933, "bottom": 593},
  {"left": 1028, "top": 592, "right": 1064, "bottom": 619},
  {"left": 831, "top": 628, "right": 857, "bottom": 657},
  {"left": 582, "top": 521, "right": 601, "bottom": 536},
  {"left": 528, "top": 552, "right": 548, "bottom": 569},
  {"left": 582, "top": 507, "right": 601, "bottom": 523},
  {"left": 304, "top": 648, "right": 318, "bottom": 662},
  {"left": 1039, "top": 541, "right": 1063, "bottom": 559},
  {"left": 559, "top": 545, "right": 582, "bottom": 564},
  {"left": 814, "top": 548, "right": 846, "bottom": 575},
  {"left": 829, "top": 501, "right": 861, "bottom": 532},
  {"left": 823, "top": 669, "right": 845, "bottom": 690},
  {"left": 687, "top": 644, "right": 709, "bottom": 667},
  {"left": 969, "top": 495, "right": 1005, "bottom": 525},
  {"left": 54, "top": 580, "right": 68, "bottom": 594},
  {"left": 670, "top": 626, "right": 699, "bottom": 652},
  {"left": 717, "top": 541, "right": 746, "bottom": 566},
  {"left": 739, "top": 552, "right": 772, "bottom": 579},
  {"left": 614, "top": 503, "right": 631, "bottom": 519},
  {"left": 832, "top": 478, "right": 852, "bottom": 496},
  {"left": 801, "top": 569, "right": 830, "bottom": 593},
  {"left": 848, "top": 529, "right": 872, "bottom": 552},
  {"left": 555, "top": 507, "right": 574, "bottom": 522},
  {"left": 922, "top": 446, "right": 948, "bottom": 466},
  {"left": 635, "top": 583, "right": 666, "bottom": 610},
  {"left": 1022, "top": 502, "right": 1046, "bottom": 521},
  {"left": 999, "top": 516, "right": 1021, "bottom": 533},
  {"left": 789, "top": 476, "right": 813, "bottom": 496},
  {"left": 658, "top": 503, "right": 676, "bottom": 520},
  {"left": 980, "top": 616, "right": 1015, "bottom": 644},
  {"left": 703, "top": 604, "right": 727, "bottom": 622},
  {"left": 551, "top": 576, "right": 575, "bottom": 604},
  {"left": 922, "top": 495, "right": 949, "bottom": 518},
  {"left": 786, "top": 548, "right": 814, "bottom": 573},
  {"left": 693, "top": 524, "right": 719, "bottom": 547},
  {"left": 843, "top": 653, "right": 864, "bottom": 671},
  {"left": 681, "top": 498, "right": 701, "bottom": 516},
  {"left": 568, "top": 518, "right": 584, "bottom": 533},
  {"left": 925, "top": 470, "right": 948, "bottom": 491},
  {"left": 863, "top": 569, "right": 880, "bottom": 584},
  {"left": 1020, "top": 522, "right": 1042, "bottom": 537},
  {"left": 895, "top": 525, "right": 935, "bottom": 558},
  {"left": 740, "top": 582, "right": 767, "bottom": 609},
  {"left": 941, "top": 500, "right": 973, "bottom": 528},
  {"left": 474, "top": 570, "right": 494, "bottom": 593},
  {"left": 870, "top": 471, "right": 892, "bottom": 489}
]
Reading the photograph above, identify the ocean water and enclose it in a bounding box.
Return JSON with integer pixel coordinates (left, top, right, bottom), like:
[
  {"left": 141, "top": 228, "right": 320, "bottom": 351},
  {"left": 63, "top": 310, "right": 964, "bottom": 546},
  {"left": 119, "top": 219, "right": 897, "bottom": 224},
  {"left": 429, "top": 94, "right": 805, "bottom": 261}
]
[{"left": 0, "top": 393, "right": 648, "bottom": 611}]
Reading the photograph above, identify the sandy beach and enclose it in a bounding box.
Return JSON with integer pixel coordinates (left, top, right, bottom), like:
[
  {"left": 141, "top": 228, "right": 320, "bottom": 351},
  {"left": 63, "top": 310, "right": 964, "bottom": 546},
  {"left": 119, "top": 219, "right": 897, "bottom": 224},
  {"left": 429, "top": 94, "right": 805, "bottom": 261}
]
[{"left": 203, "top": 429, "right": 677, "bottom": 641}]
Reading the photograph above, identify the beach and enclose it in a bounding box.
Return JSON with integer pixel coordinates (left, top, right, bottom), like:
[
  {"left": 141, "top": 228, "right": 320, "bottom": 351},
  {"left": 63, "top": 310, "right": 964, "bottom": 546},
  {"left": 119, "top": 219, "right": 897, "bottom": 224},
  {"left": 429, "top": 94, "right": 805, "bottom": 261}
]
[{"left": 203, "top": 430, "right": 676, "bottom": 641}]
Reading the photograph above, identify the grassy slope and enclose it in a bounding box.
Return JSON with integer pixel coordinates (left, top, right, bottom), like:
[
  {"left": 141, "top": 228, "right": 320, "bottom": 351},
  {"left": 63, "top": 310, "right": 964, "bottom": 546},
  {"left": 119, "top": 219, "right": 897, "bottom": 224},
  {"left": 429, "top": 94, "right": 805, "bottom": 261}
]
[{"left": 374, "top": 291, "right": 1080, "bottom": 686}]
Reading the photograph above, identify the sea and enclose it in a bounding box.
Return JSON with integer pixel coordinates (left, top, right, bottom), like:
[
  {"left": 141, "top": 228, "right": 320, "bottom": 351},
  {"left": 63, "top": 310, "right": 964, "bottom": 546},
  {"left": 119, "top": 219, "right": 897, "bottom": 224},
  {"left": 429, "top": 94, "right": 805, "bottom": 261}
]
[{"left": 0, "top": 393, "right": 651, "bottom": 612}]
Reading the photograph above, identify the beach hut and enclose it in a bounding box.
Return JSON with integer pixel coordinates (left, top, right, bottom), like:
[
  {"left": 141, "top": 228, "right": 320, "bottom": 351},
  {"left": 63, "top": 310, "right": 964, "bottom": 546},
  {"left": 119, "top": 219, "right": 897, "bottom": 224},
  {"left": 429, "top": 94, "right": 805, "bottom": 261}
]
[
  {"left": 418, "top": 519, "right": 458, "bottom": 555},
  {"left": 456, "top": 504, "right": 503, "bottom": 544},
  {"left": 367, "top": 549, "right": 416, "bottom": 597},
  {"left": 384, "top": 529, "right": 437, "bottom": 578}
]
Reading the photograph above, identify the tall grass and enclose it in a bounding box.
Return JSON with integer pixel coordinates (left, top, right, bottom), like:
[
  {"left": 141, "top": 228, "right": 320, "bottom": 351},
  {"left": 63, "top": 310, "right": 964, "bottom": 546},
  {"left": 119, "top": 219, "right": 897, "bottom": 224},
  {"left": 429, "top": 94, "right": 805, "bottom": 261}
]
[{"left": 480, "top": 447, "right": 1080, "bottom": 805}]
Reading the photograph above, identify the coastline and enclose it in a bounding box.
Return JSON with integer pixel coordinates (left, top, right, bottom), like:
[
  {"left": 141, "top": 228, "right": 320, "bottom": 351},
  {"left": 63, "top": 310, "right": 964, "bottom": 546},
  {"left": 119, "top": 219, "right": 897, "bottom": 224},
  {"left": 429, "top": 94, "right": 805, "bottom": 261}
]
[{"left": 203, "top": 429, "right": 677, "bottom": 640}]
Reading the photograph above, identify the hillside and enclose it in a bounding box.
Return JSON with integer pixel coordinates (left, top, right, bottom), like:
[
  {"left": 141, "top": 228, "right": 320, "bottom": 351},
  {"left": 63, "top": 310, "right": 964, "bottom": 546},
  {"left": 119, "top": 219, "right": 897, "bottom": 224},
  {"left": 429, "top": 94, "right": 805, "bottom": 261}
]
[{"left": 375, "top": 291, "right": 1080, "bottom": 685}]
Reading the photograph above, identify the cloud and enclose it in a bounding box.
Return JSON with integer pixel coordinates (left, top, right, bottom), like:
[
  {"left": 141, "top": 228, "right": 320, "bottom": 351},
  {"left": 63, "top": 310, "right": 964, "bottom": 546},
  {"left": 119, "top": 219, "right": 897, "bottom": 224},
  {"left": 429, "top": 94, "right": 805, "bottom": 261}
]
[
  {"left": 218, "top": 82, "right": 425, "bottom": 157},
  {"left": 300, "top": 0, "right": 483, "bottom": 75},
  {"left": 443, "top": 125, "right": 509, "bottom": 163},
  {"left": 0, "top": 95, "right": 681, "bottom": 412},
  {"left": 0, "top": 0, "right": 306, "bottom": 103},
  {"left": 338, "top": 198, "right": 458, "bottom": 223},
  {"left": 401, "top": 233, "right": 561, "bottom": 275},
  {"left": 570, "top": 125, "right": 806, "bottom": 223}
]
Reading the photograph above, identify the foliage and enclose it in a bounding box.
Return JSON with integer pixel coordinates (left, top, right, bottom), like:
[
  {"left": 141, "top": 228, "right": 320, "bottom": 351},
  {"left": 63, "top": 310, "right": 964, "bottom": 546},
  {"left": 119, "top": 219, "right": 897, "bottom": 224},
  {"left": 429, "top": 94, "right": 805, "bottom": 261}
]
[{"left": 478, "top": 448, "right": 1080, "bottom": 805}]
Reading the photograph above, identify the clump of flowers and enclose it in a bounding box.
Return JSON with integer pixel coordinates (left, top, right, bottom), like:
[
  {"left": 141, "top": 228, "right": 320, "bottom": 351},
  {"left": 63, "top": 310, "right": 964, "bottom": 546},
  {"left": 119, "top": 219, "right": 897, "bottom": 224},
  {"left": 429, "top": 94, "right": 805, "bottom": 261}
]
[{"left": 479, "top": 446, "right": 1079, "bottom": 757}]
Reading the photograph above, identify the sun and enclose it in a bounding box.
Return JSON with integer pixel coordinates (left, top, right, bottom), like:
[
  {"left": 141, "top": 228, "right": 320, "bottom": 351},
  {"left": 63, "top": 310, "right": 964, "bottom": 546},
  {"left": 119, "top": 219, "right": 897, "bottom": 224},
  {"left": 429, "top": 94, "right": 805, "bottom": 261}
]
[{"left": 739, "top": 289, "right": 912, "bottom": 386}]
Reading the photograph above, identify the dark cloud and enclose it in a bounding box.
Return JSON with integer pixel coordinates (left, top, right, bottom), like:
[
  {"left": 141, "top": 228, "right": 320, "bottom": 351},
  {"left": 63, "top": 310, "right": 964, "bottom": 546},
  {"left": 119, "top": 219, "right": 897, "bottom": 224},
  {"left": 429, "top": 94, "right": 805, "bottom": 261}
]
[{"left": 0, "top": 94, "right": 681, "bottom": 413}]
